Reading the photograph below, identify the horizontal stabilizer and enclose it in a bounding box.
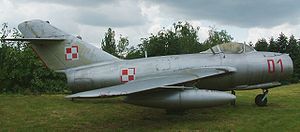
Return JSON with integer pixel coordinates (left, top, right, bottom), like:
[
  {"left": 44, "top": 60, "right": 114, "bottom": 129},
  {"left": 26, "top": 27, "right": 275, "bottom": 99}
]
[{"left": 2, "top": 38, "right": 65, "bottom": 42}]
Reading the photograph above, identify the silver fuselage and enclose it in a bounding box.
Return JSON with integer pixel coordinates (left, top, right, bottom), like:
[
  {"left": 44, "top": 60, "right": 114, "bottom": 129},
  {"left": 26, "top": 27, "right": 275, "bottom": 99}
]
[{"left": 66, "top": 51, "right": 293, "bottom": 93}]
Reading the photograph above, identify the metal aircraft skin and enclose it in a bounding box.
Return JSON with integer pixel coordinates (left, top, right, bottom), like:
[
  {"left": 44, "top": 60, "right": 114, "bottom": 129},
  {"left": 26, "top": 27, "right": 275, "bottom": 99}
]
[{"left": 5, "top": 20, "right": 294, "bottom": 110}]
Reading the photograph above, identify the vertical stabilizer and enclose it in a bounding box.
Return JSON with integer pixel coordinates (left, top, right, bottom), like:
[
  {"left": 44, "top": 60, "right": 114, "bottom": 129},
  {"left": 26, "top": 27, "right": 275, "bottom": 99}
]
[{"left": 18, "top": 20, "right": 119, "bottom": 70}]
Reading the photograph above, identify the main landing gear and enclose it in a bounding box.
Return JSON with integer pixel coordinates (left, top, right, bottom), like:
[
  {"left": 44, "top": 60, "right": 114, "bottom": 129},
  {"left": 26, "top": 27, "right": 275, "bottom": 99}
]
[
  {"left": 255, "top": 89, "right": 268, "bottom": 106},
  {"left": 231, "top": 90, "right": 236, "bottom": 106}
]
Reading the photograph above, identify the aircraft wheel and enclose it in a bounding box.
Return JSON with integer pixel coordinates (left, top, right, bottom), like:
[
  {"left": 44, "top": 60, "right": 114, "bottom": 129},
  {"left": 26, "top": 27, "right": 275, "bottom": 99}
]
[{"left": 255, "top": 94, "right": 267, "bottom": 106}]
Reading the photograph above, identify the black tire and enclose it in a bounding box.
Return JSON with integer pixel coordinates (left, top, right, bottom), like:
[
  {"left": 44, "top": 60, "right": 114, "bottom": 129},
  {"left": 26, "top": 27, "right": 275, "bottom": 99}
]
[{"left": 255, "top": 94, "right": 267, "bottom": 106}]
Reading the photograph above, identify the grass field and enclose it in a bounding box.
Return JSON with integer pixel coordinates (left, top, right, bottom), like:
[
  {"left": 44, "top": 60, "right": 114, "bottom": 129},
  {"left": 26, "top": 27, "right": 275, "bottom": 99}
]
[{"left": 0, "top": 84, "right": 300, "bottom": 131}]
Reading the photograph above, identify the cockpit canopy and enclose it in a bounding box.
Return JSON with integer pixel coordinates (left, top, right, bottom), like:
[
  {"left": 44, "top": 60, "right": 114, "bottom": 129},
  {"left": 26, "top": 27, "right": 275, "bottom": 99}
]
[{"left": 201, "top": 42, "right": 256, "bottom": 54}]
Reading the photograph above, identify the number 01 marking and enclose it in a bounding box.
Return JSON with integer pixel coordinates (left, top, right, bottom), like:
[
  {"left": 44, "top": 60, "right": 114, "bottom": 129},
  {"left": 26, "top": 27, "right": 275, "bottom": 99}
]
[{"left": 267, "top": 59, "right": 283, "bottom": 73}]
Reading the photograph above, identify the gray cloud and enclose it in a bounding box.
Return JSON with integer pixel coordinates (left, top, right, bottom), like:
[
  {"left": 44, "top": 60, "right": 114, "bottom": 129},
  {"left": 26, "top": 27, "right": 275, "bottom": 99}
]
[
  {"left": 150, "top": 0, "right": 300, "bottom": 28},
  {"left": 14, "top": 0, "right": 147, "bottom": 27},
  {"left": 75, "top": 9, "right": 147, "bottom": 27},
  {"left": 11, "top": 0, "right": 300, "bottom": 28},
  {"left": 15, "top": 0, "right": 117, "bottom": 7}
]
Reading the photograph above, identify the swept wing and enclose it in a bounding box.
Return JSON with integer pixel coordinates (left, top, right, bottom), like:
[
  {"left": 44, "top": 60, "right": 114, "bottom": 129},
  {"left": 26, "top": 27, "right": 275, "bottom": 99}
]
[{"left": 66, "top": 66, "right": 236, "bottom": 98}]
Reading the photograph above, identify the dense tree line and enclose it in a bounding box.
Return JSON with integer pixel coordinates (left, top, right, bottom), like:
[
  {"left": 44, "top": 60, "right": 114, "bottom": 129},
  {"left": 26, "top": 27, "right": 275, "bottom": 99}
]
[
  {"left": 0, "top": 21, "right": 299, "bottom": 94},
  {"left": 102, "top": 22, "right": 233, "bottom": 58}
]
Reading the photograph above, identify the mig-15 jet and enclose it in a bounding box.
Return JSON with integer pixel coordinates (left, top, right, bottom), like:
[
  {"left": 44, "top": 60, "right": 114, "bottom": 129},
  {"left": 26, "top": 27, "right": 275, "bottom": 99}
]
[{"left": 4, "top": 20, "right": 293, "bottom": 112}]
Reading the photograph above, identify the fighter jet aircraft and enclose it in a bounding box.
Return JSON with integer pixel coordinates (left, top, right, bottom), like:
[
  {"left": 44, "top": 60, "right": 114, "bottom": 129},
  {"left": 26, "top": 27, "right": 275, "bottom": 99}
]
[{"left": 4, "top": 20, "right": 293, "bottom": 112}]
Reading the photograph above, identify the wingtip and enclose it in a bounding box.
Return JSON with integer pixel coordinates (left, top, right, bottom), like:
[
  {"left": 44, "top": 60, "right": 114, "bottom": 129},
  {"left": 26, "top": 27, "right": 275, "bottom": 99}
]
[
  {"left": 65, "top": 93, "right": 81, "bottom": 98},
  {"left": 65, "top": 95, "right": 75, "bottom": 98}
]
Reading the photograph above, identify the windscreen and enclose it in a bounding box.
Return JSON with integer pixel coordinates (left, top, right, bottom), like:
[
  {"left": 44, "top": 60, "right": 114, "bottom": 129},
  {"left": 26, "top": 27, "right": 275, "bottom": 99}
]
[{"left": 201, "top": 42, "right": 256, "bottom": 54}]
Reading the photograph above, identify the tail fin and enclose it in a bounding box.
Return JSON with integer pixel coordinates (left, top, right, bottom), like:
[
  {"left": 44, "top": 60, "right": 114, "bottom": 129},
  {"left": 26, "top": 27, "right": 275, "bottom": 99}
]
[{"left": 17, "top": 20, "right": 119, "bottom": 70}]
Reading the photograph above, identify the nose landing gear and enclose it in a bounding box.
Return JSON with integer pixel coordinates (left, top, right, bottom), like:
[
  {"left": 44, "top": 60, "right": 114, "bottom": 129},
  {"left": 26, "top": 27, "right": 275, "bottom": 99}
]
[{"left": 255, "top": 89, "right": 268, "bottom": 106}]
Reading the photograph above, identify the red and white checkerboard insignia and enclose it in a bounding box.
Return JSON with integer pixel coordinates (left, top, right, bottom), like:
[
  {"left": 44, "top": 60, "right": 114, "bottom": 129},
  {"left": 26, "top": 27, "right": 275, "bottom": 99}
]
[
  {"left": 120, "top": 68, "right": 136, "bottom": 83},
  {"left": 65, "top": 45, "right": 79, "bottom": 61}
]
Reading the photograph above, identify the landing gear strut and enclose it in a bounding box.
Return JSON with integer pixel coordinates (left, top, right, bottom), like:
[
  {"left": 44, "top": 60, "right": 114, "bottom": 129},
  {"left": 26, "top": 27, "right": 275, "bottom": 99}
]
[
  {"left": 255, "top": 89, "right": 268, "bottom": 106},
  {"left": 231, "top": 90, "right": 236, "bottom": 106}
]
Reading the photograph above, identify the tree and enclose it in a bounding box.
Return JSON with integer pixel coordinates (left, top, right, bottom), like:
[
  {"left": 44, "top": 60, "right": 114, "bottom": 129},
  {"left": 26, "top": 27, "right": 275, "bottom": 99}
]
[
  {"left": 255, "top": 38, "right": 269, "bottom": 51},
  {"left": 129, "top": 22, "right": 233, "bottom": 58},
  {"left": 141, "top": 21, "right": 202, "bottom": 57},
  {"left": 101, "top": 28, "right": 132, "bottom": 58},
  {"left": 202, "top": 27, "right": 233, "bottom": 50},
  {"left": 287, "top": 35, "right": 300, "bottom": 82},
  {"left": 174, "top": 21, "right": 201, "bottom": 53},
  {"left": 101, "top": 28, "right": 117, "bottom": 56},
  {"left": 266, "top": 33, "right": 289, "bottom": 53},
  {"left": 268, "top": 37, "right": 277, "bottom": 52},
  {"left": 286, "top": 35, "right": 299, "bottom": 58},
  {"left": 117, "top": 35, "right": 129, "bottom": 58},
  {"left": 276, "top": 33, "right": 288, "bottom": 53},
  {"left": 125, "top": 45, "right": 144, "bottom": 59},
  {"left": 142, "top": 32, "right": 170, "bottom": 57}
]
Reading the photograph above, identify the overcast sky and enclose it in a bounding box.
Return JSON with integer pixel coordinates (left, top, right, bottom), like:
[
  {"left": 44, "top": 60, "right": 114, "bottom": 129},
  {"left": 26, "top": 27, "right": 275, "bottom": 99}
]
[{"left": 1, "top": 0, "right": 300, "bottom": 46}]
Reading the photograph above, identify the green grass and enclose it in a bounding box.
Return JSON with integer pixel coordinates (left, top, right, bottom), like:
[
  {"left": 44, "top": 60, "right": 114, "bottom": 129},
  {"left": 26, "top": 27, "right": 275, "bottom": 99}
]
[{"left": 0, "top": 84, "right": 300, "bottom": 131}]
